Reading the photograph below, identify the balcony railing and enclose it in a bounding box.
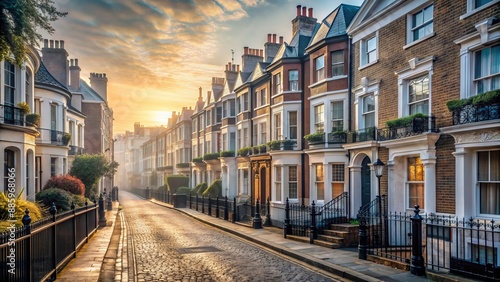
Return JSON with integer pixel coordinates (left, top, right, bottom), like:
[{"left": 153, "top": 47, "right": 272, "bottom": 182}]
[
  {"left": 0, "top": 104, "right": 25, "bottom": 126},
  {"left": 452, "top": 103, "right": 500, "bottom": 125},
  {"left": 377, "top": 116, "right": 438, "bottom": 141},
  {"left": 69, "top": 145, "right": 85, "bottom": 155},
  {"left": 36, "top": 128, "right": 70, "bottom": 146},
  {"left": 268, "top": 140, "right": 298, "bottom": 151},
  {"left": 349, "top": 127, "right": 377, "bottom": 143},
  {"left": 327, "top": 132, "right": 347, "bottom": 144}
]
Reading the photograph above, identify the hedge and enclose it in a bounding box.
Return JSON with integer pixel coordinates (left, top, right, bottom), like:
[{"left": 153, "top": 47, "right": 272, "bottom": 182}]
[
  {"left": 202, "top": 180, "right": 222, "bottom": 198},
  {"left": 166, "top": 175, "right": 189, "bottom": 194}
]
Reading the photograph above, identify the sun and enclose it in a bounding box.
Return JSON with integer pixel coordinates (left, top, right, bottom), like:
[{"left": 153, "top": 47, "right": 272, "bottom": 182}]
[{"left": 153, "top": 111, "right": 171, "bottom": 125}]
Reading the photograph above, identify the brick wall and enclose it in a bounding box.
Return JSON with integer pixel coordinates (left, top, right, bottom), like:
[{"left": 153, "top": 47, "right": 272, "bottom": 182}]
[{"left": 82, "top": 102, "right": 103, "bottom": 154}]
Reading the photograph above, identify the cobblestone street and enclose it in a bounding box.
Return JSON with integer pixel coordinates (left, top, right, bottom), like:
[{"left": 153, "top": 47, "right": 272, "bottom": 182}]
[{"left": 121, "top": 192, "right": 344, "bottom": 282}]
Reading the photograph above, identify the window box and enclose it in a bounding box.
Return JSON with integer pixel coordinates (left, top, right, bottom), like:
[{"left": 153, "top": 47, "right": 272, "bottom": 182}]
[
  {"left": 220, "top": 150, "right": 235, "bottom": 158},
  {"left": 304, "top": 132, "right": 325, "bottom": 145},
  {"left": 25, "top": 113, "right": 40, "bottom": 126},
  {"left": 447, "top": 90, "right": 500, "bottom": 125},
  {"left": 281, "top": 139, "right": 297, "bottom": 150},
  {"left": 238, "top": 147, "right": 250, "bottom": 157},
  {"left": 192, "top": 157, "right": 203, "bottom": 163},
  {"left": 267, "top": 140, "right": 281, "bottom": 151},
  {"left": 62, "top": 132, "right": 71, "bottom": 146},
  {"left": 176, "top": 162, "right": 190, "bottom": 168},
  {"left": 203, "top": 153, "right": 220, "bottom": 161}
]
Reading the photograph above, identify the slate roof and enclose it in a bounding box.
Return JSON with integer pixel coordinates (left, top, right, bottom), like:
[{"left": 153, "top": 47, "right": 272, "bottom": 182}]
[
  {"left": 34, "top": 62, "right": 71, "bottom": 96},
  {"left": 78, "top": 79, "right": 105, "bottom": 102},
  {"left": 309, "top": 4, "right": 360, "bottom": 49},
  {"left": 246, "top": 62, "right": 270, "bottom": 83}
]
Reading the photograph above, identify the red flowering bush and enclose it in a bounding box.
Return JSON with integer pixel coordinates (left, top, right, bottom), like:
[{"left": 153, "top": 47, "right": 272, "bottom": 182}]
[{"left": 43, "top": 174, "right": 85, "bottom": 196}]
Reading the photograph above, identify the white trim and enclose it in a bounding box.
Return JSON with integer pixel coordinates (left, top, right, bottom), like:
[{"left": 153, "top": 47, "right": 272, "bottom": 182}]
[
  {"left": 403, "top": 32, "right": 435, "bottom": 50},
  {"left": 460, "top": 0, "right": 500, "bottom": 20}
]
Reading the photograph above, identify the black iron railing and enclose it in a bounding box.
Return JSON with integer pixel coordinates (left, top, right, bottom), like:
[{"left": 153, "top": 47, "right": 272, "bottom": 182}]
[
  {"left": 377, "top": 116, "right": 438, "bottom": 141},
  {"left": 315, "top": 192, "right": 350, "bottom": 233},
  {"left": 0, "top": 203, "right": 99, "bottom": 281},
  {"left": 69, "top": 145, "right": 85, "bottom": 155},
  {"left": 452, "top": 103, "right": 500, "bottom": 125},
  {"left": 0, "top": 104, "right": 25, "bottom": 126},
  {"left": 350, "top": 127, "right": 377, "bottom": 142},
  {"left": 327, "top": 132, "right": 347, "bottom": 144},
  {"left": 36, "top": 128, "right": 70, "bottom": 146}
]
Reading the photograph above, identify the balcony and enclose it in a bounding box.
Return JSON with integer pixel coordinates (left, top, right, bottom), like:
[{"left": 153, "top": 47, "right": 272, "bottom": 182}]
[
  {"left": 267, "top": 139, "right": 297, "bottom": 151},
  {"left": 36, "top": 128, "right": 71, "bottom": 146},
  {"left": 377, "top": 116, "right": 438, "bottom": 141},
  {"left": 69, "top": 145, "right": 85, "bottom": 155},
  {"left": 451, "top": 103, "right": 500, "bottom": 125},
  {"left": 1, "top": 104, "right": 26, "bottom": 126},
  {"left": 349, "top": 127, "right": 377, "bottom": 143}
]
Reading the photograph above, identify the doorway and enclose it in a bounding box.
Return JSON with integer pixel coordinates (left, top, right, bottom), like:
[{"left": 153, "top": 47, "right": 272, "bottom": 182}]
[{"left": 361, "top": 156, "right": 371, "bottom": 207}]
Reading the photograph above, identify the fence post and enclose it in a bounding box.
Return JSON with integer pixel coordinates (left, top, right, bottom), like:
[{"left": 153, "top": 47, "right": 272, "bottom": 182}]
[
  {"left": 310, "top": 201, "right": 316, "bottom": 244},
  {"left": 146, "top": 187, "right": 150, "bottom": 199},
  {"left": 72, "top": 202, "right": 76, "bottom": 257},
  {"left": 232, "top": 197, "right": 236, "bottom": 223},
  {"left": 99, "top": 194, "right": 107, "bottom": 227},
  {"left": 107, "top": 193, "right": 113, "bottom": 211},
  {"left": 22, "top": 209, "right": 32, "bottom": 282},
  {"left": 85, "top": 200, "right": 89, "bottom": 243},
  {"left": 284, "top": 198, "right": 290, "bottom": 238},
  {"left": 252, "top": 198, "right": 262, "bottom": 229},
  {"left": 189, "top": 194, "right": 192, "bottom": 209},
  {"left": 216, "top": 196, "right": 220, "bottom": 218},
  {"left": 208, "top": 196, "right": 212, "bottom": 216},
  {"left": 196, "top": 195, "right": 198, "bottom": 211},
  {"left": 263, "top": 197, "right": 271, "bottom": 227},
  {"left": 358, "top": 217, "right": 368, "bottom": 259},
  {"left": 49, "top": 203, "right": 57, "bottom": 280},
  {"left": 202, "top": 196, "right": 205, "bottom": 214},
  {"left": 410, "top": 205, "right": 425, "bottom": 276},
  {"left": 224, "top": 196, "right": 229, "bottom": 221}
]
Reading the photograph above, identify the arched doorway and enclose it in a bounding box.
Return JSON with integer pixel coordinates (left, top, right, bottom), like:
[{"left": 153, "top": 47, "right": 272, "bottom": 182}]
[{"left": 361, "top": 156, "right": 371, "bottom": 206}]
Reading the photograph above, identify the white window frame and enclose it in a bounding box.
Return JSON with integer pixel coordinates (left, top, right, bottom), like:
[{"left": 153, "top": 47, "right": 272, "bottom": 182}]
[
  {"left": 289, "top": 70, "right": 299, "bottom": 91},
  {"left": 396, "top": 57, "right": 433, "bottom": 117},
  {"left": 461, "top": 0, "right": 500, "bottom": 19},
  {"left": 288, "top": 166, "right": 298, "bottom": 200},
  {"left": 473, "top": 44, "right": 500, "bottom": 95},
  {"left": 331, "top": 163, "right": 345, "bottom": 198},
  {"left": 288, "top": 111, "right": 297, "bottom": 140},
  {"left": 331, "top": 50, "right": 344, "bottom": 77},
  {"left": 274, "top": 73, "right": 282, "bottom": 95},
  {"left": 275, "top": 166, "right": 282, "bottom": 202},
  {"left": 406, "top": 156, "right": 425, "bottom": 209},
  {"left": 260, "top": 122, "right": 267, "bottom": 144},
  {"left": 360, "top": 33, "right": 378, "bottom": 68},
  {"left": 406, "top": 4, "right": 434, "bottom": 45},
  {"left": 477, "top": 150, "right": 500, "bottom": 216},
  {"left": 313, "top": 104, "right": 324, "bottom": 133},
  {"left": 315, "top": 164, "right": 325, "bottom": 202},
  {"left": 331, "top": 101, "right": 344, "bottom": 132},
  {"left": 315, "top": 55, "right": 325, "bottom": 82},
  {"left": 274, "top": 113, "right": 281, "bottom": 140},
  {"left": 361, "top": 94, "right": 375, "bottom": 130}
]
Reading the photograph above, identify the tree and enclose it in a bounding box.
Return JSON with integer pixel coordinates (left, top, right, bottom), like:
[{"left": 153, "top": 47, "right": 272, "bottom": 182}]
[
  {"left": 0, "top": 0, "right": 67, "bottom": 65},
  {"left": 69, "top": 154, "right": 117, "bottom": 199}
]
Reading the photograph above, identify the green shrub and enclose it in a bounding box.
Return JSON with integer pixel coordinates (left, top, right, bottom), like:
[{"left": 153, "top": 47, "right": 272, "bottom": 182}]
[
  {"left": 176, "top": 162, "right": 190, "bottom": 168},
  {"left": 192, "top": 157, "right": 203, "bottom": 163},
  {"left": 36, "top": 188, "right": 74, "bottom": 212},
  {"left": 176, "top": 186, "right": 192, "bottom": 195},
  {"left": 72, "top": 194, "right": 92, "bottom": 207},
  {"left": 258, "top": 144, "right": 267, "bottom": 153},
  {"left": 385, "top": 113, "right": 427, "bottom": 128},
  {"left": 267, "top": 140, "right": 281, "bottom": 150},
  {"left": 43, "top": 174, "right": 85, "bottom": 196},
  {"left": 62, "top": 132, "right": 71, "bottom": 146},
  {"left": 0, "top": 191, "right": 43, "bottom": 229},
  {"left": 202, "top": 180, "right": 222, "bottom": 198},
  {"left": 238, "top": 147, "right": 250, "bottom": 156},
  {"left": 17, "top": 101, "right": 30, "bottom": 113},
  {"left": 304, "top": 132, "right": 324, "bottom": 142},
  {"left": 472, "top": 89, "right": 500, "bottom": 106},
  {"left": 25, "top": 113, "right": 40, "bottom": 126},
  {"left": 446, "top": 98, "right": 472, "bottom": 111},
  {"left": 194, "top": 182, "right": 207, "bottom": 195},
  {"left": 166, "top": 175, "right": 189, "bottom": 194},
  {"left": 203, "top": 152, "right": 220, "bottom": 161},
  {"left": 158, "top": 185, "right": 168, "bottom": 191},
  {"left": 220, "top": 150, "right": 235, "bottom": 157}
]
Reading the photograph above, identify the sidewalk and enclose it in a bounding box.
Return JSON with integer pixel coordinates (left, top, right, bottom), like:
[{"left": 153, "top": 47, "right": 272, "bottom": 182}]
[
  {"left": 56, "top": 201, "right": 121, "bottom": 282},
  {"left": 149, "top": 199, "right": 473, "bottom": 282}
]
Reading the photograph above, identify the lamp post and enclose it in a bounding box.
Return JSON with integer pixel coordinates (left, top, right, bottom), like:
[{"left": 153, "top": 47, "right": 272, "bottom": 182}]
[{"left": 372, "top": 158, "right": 385, "bottom": 247}]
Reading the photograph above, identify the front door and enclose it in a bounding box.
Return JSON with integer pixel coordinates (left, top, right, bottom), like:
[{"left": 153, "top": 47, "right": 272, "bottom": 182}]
[
  {"left": 260, "top": 166, "right": 266, "bottom": 204},
  {"left": 361, "top": 156, "right": 371, "bottom": 207}
]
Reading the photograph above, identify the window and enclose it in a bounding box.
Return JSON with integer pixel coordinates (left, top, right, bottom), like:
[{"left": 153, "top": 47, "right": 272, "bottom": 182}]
[
  {"left": 408, "top": 75, "right": 429, "bottom": 115},
  {"left": 243, "top": 93, "right": 249, "bottom": 111},
  {"left": 260, "top": 123, "right": 267, "bottom": 144},
  {"left": 275, "top": 166, "right": 282, "bottom": 202},
  {"left": 253, "top": 124, "right": 258, "bottom": 144},
  {"left": 4, "top": 150, "right": 15, "bottom": 193},
  {"left": 331, "top": 51, "right": 344, "bottom": 77},
  {"left": 4, "top": 61, "right": 15, "bottom": 105},
  {"left": 478, "top": 150, "right": 500, "bottom": 215},
  {"left": 407, "top": 157, "right": 424, "bottom": 209},
  {"left": 471, "top": 244, "right": 497, "bottom": 265},
  {"left": 242, "top": 169, "right": 249, "bottom": 194},
  {"left": 474, "top": 44, "right": 500, "bottom": 95},
  {"left": 314, "top": 104, "right": 324, "bottom": 133},
  {"left": 361, "top": 35, "right": 377, "bottom": 66},
  {"left": 315, "top": 164, "right": 324, "bottom": 201},
  {"left": 411, "top": 5, "right": 433, "bottom": 42},
  {"left": 259, "top": 89, "right": 267, "bottom": 107},
  {"left": 289, "top": 166, "right": 298, "bottom": 199},
  {"left": 474, "top": 0, "right": 495, "bottom": 9},
  {"left": 331, "top": 101, "right": 344, "bottom": 132},
  {"left": 274, "top": 113, "right": 281, "bottom": 140},
  {"left": 332, "top": 164, "right": 345, "bottom": 197},
  {"left": 216, "top": 107, "right": 222, "bottom": 122},
  {"left": 362, "top": 95, "right": 375, "bottom": 129},
  {"left": 229, "top": 132, "right": 235, "bottom": 151},
  {"left": 274, "top": 73, "right": 281, "bottom": 94},
  {"left": 50, "top": 104, "right": 57, "bottom": 131},
  {"left": 289, "top": 70, "right": 298, "bottom": 91},
  {"left": 315, "top": 55, "right": 325, "bottom": 81},
  {"left": 51, "top": 157, "right": 57, "bottom": 177},
  {"left": 230, "top": 99, "right": 235, "bottom": 116},
  {"left": 222, "top": 133, "right": 227, "bottom": 151},
  {"left": 288, "top": 111, "right": 297, "bottom": 140},
  {"left": 238, "top": 129, "right": 242, "bottom": 149},
  {"left": 243, "top": 128, "right": 248, "bottom": 147}
]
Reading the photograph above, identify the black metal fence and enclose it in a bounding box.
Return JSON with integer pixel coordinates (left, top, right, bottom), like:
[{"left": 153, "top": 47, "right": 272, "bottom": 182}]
[
  {"left": 358, "top": 203, "right": 500, "bottom": 281},
  {"left": 0, "top": 202, "right": 99, "bottom": 281},
  {"left": 0, "top": 104, "right": 24, "bottom": 126},
  {"left": 452, "top": 103, "right": 500, "bottom": 125}
]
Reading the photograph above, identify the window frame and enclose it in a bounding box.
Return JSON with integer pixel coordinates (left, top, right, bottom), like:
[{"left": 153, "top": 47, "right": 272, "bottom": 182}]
[
  {"left": 407, "top": 156, "right": 425, "bottom": 209},
  {"left": 315, "top": 55, "right": 325, "bottom": 82},
  {"left": 477, "top": 150, "right": 500, "bottom": 216},
  {"left": 289, "top": 70, "right": 299, "bottom": 91},
  {"left": 275, "top": 166, "right": 282, "bottom": 202},
  {"left": 288, "top": 166, "right": 298, "bottom": 200},
  {"left": 408, "top": 75, "right": 430, "bottom": 115},
  {"left": 331, "top": 50, "right": 345, "bottom": 77},
  {"left": 331, "top": 163, "right": 345, "bottom": 198},
  {"left": 409, "top": 4, "right": 434, "bottom": 43},
  {"left": 361, "top": 94, "right": 375, "bottom": 129},
  {"left": 315, "top": 164, "right": 325, "bottom": 201},
  {"left": 288, "top": 111, "right": 298, "bottom": 140},
  {"left": 473, "top": 44, "right": 500, "bottom": 95},
  {"left": 274, "top": 73, "right": 282, "bottom": 95},
  {"left": 360, "top": 33, "right": 378, "bottom": 68},
  {"left": 274, "top": 113, "right": 281, "bottom": 140},
  {"left": 331, "top": 101, "right": 344, "bottom": 132},
  {"left": 314, "top": 104, "right": 325, "bottom": 133}
]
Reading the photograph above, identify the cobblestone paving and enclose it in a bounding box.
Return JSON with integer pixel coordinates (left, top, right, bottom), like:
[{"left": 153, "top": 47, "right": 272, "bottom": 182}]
[{"left": 121, "top": 192, "right": 343, "bottom": 282}]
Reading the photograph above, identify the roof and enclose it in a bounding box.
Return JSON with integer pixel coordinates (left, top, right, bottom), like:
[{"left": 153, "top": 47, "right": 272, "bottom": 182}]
[
  {"left": 309, "top": 4, "right": 360, "bottom": 47},
  {"left": 246, "top": 62, "right": 270, "bottom": 83},
  {"left": 34, "top": 62, "right": 71, "bottom": 96},
  {"left": 78, "top": 79, "right": 105, "bottom": 102}
]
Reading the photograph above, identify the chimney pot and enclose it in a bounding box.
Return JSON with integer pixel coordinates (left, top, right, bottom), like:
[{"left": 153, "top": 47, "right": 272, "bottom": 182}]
[
  {"left": 70, "top": 59, "right": 74, "bottom": 66},
  {"left": 232, "top": 64, "right": 236, "bottom": 71},
  {"left": 260, "top": 49, "right": 263, "bottom": 57},
  {"left": 44, "top": 39, "right": 48, "bottom": 48},
  {"left": 296, "top": 5, "right": 301, "bottom": 16},
  {"left": 302, "top": 6, "right": 307, "bottom": 16},
  {"left": 244, "top": 46, "right": 249, "bottom": 55},
  {"left": 50, "top": 40, "right": 54, "bottom": 48},
  {"left": 75, "top": 58, "right": 78, "bottom": 66},
  {"left": 308, "top": 8, "right": 313, "bottom": 18},
  {"left": 60, "top": 40, "right": 65, "bottom": 49},
  {"left": 237, "top": 65, "right": 240, "bottom": 72},
  {"left": 267, "top": 33, "right": 272, "bottom": 43},
  {"left": 55, "top": 40, "right": 59, "bottom": 48},
  {"left": 272, "top": 34, "right": 277, "bottom": 43},
  {"left": 228, "top": 62, "right": 232, "bottom": 70},
  {"left": 279, "top": 36, "right": 283, "bottom": 44}
]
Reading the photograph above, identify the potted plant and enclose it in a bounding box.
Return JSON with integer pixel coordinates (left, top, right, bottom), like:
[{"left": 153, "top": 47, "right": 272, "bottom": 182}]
[
  {"left": 304, "top": 132, "right": 324, "bottom": 144},
  {"left": 258, "top": 144, "right": 267, "bottom": 153},
  {"left": 192, "top": 157, "right": 203, "bottom": 163},
  {"left": 238, "top": 146, "right": 250, "bottom": 157},
  {"left": 281, "top": 139, "right": 297, "bottom": 150},
  {"left": 267, "top": 140, "right": 281, "bottom": 151},
  {"left": 203, "top": 152, "right": 220, "bottom": 161},
  {"left": 62, "top": 132, "right": 71, "bottom": 146},
  {"left": 252, "top": 146, "right": 260, "bottom": 155},
  {"left": 220, "top": 150, "right": 235, "bottom": 157},
  {"left": 17, "top": 101, "right": 30, "bottom": 114},
  {"left": 25, "top": 113, "right": 40, "bottom": 126}
]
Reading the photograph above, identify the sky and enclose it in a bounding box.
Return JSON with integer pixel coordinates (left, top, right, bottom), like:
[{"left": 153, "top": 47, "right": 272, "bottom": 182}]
[{"left": 45, "top": 0, "right": 364, "bottom": 134}]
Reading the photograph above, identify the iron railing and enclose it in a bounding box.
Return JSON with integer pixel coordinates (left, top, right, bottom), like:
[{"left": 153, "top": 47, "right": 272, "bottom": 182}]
[
  {"left": 327, "top": 132, "right": 347, "bottom": 144},
  {"left": 315, "top": 192, "right": 350, "bottom": 232},
  {"left": 452, "top": 103, "right": 500, "bottom": 125},
  {"left": 69, "top": 145, "right": 85, "bottom": 155},
  {"left": 377, "top": 116, "right": 438, "bottom": 141},
  {"left": 350, "top": 127, "right": 377, "bottom": 142},
  {"left": 0, "top": 104, "right": 25, "bottom": 126},
  {"left": 0, "top": 203, "right": 99, "bottom": 281},
  {"left": 36, "top": 128, "right": 70, "bottom": 146}
]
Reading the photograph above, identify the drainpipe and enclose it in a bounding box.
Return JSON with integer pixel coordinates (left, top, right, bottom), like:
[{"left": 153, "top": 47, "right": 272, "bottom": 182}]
[
  {"left": 301, "top": 56, "right": 306, "bottom": 207},
  {"left": 347, "top": 35, "right": 353, "bottom": 218}
]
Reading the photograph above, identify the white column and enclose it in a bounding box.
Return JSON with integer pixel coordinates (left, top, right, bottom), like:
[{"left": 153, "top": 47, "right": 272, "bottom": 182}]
[
  {"left": 421, "top": 156, "right": 437, "bottom": 213},
  {"left": 453, "top": 147, "right": 467, "bottom": 218},
  {"left": 349, "top": 165, "right": 362, "bottom": 217}
]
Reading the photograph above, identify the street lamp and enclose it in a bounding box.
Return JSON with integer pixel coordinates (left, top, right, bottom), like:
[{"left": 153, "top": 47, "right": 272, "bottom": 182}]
[{"left": 373, "top": 158, "right": 385, "bottom": 196}]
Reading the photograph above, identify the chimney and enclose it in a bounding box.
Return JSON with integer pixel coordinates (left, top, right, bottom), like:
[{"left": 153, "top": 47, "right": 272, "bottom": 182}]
[
  {"left": 198, "top": 87, "right": 203, "bottom": 101},
  {"left": 264, "top": 34, "right": 281, "bottom": 62},
  {"left": 69, "top": 57, "right": 81, "bottom": 91},
  {"left": 260, "top": 49, "right": 263, "bottom": 57},
  {"left": 267, "top": 33, "right": 272, "bottom": 43},
  {"left": 272, "top": 34, "right": 277, "bottom": 43},
  {"left": 242, "top": 46, "right": 264, "bottom": 73},
  {"left": 244, "top": 46, "right": 249, "bottom": 55},
  {"left": 89, "top": 72, "right": 108, "bottom": 100},
  {"left": 279, "top": 36, "right": 283, "bottom": 44},
  {"left": 41, "top": 38, "right": 69, "bottom": 86},
  {"left": 292, "top": 5, "right": 317, "bottom": 37}
]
